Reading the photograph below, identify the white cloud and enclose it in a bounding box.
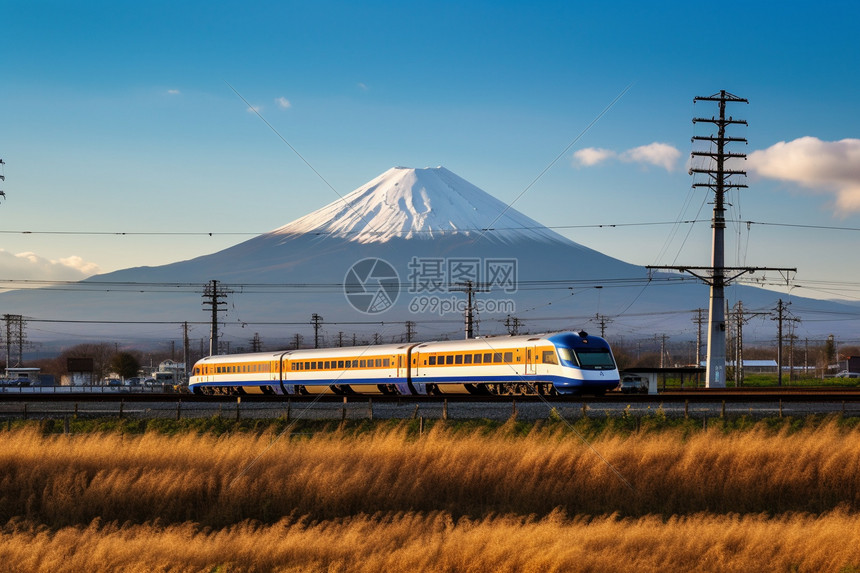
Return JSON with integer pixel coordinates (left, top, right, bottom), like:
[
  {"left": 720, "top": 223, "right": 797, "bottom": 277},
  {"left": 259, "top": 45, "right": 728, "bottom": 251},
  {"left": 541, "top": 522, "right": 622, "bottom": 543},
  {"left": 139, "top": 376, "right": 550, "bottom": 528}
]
[
  {"left": 572, "top": 147, "right": 616, "bottom": 167},
  {"left": 573, "top": 142, "right": 681, "bottom": 171},
  {"left": 0, "top": 250, "right": 101, "bottom": 282},
  {"left": 275, "top": 96, "right": 291, "bottom": 109},
  {"left": 167, "top": 89, "right": 181, "bottom": 95},
  {"left": 748, "top": 137, "right": 860, "bottom": 212},
  {"left": 357, "top": 82, "right": 369, "bottom": 91},
  {"left": 247, "top": 105, "right": 262, "bottom": 114},
  {"left": 620, "top": 142, "right": 682, "bottom": 171}
]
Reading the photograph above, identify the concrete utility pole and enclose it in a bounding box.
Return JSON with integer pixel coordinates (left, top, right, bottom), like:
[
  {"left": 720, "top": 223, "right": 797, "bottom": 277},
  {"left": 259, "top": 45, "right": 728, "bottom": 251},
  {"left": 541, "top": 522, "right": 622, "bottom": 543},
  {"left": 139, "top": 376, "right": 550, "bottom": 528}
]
[
  {"left": 182, "top": 322, "right": 190, "bottom": 383},
  {"left": 250, "top": 332, "right": 262, "bottom": 353},
  {"left": 772, "top": 299, "right": 800, "bottom": 386},
  {"left": 405, "top": 321, "right": 416, "bottom": 342},
  {"left": 648, "top": 91, "right": 795, "bottom": 388},
  {"left": 504, "top": 315, "right": 522, "bottom": 336},
  {"left": 202, "top": 280, "right": 229, "bottom": 356},
  {"left": 311, "top": 314, "right": 323, "bottom": 349},
  {"left": 452, "top": 281, "right": 490, "bottom": 339},
  {"left": 594, "top": 313, "right": 611, "bottom": 338}
]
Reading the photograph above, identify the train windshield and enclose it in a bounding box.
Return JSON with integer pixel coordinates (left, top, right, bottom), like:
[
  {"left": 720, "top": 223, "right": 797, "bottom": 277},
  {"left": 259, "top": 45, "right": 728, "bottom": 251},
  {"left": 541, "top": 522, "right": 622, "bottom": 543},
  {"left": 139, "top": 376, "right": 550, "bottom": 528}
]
[{"left": 559, "top": 347, "right": 616, "bottom": 370}]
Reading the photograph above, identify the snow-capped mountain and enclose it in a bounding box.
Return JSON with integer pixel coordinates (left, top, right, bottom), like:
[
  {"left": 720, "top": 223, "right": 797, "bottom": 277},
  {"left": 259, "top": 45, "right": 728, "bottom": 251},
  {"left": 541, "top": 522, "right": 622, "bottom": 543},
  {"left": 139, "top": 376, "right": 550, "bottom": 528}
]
[
  {"left": 272, "top": 166, "right": 565, "bottom": 244},
  {"left": 0, "top": 166, "right": 856, "bottom": 348}
]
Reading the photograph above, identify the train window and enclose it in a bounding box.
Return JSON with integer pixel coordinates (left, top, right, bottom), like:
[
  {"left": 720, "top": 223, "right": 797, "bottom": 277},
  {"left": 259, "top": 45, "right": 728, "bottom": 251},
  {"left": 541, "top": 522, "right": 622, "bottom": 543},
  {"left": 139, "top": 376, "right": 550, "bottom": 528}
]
[
  {"left": 446, "top": 355, "right": 454, "bottom": 365},
  {"left": 352, "top": 360, "right": 358, "bottom": 367},
  {"left": 428, "top": 356, "right": 436, "bottom": 365},
  {"left": 360, "top": 359, "right": 366, "bottom": 367},
  {"left": 484, "top": 353, "right": 492, "bottom": 363},
  {"left": 455, "top": 355, "right": 463, "bottom": 364},
  {"left": 473, "top": 354, "right": 482, "bottom": 364},
  {"left": 493, "top": 353, "right": 503, "bottom": 363},
  {"left": 322, "top": 361, "right": 328, "bottom": 369},
  {"left": 375, "top": 359, "right": 382, "bottom": 367},
  {"left": 345, "top": 360, "right": 351, "bottom": 369},
  {"left": 558, "top": 348, "right": 575, "bottom": 365},
  {"left": 504, "top": 352, "right": 513, "bottom": 363},
  {"left": 338, "top": 360, "right": 345, "bottom": 368},
  {"left": 464, "top": 354, "right": 472, "bottom": 364},
  {"left": 542, "top": 351, "right": 558, "bottom": 365},
  {"left": 383, "top": 358, "right": 390, "bottom": 367}
]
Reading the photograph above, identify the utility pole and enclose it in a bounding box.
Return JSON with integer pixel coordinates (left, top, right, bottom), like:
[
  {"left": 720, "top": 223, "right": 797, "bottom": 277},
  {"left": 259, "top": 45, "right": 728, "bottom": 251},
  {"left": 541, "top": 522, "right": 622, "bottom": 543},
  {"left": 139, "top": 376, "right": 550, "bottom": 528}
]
[
  {"left": 594, "top": 313, "right": 611, "bottom": 338},
  {"left": 182, "top": 322, "right": 190, "bottom": 384},
  {"left": 3, "top": 314, "right": 26, "bottom": 368},
  {"left": 772, "top": 299, "right": 800, "bottom": 385},
  {"left": 250, "top": 332, "right": 262, "bottom": 352},
  {"left": 733, "top": 302, "right": 744, "bottom": 385},
  {"left": 775, "top": 299, "right": 785, "bottom": 386},
  {"left": 504, "top": 315, "right": 522, "bottom": 336},
  {"left": 453, "top": 281, "right": 489, "bottom": 339},
  {"left": 311, "top": 313, "right": 323, "bottom": 348},
  {"left": 405, "top": 320, "right": 416, "bottom": 342},
  {"left": 337, "top": 331, "right": 344, "bottom": 347},
  {"left": 727, "top": 302, "right": 770, "bottom": 386},
  {"left": 293, "top": 333, "right": 302, "bottom": 350},
  {"left": 692, "top": 308, "right": 706, "bottom": 386},
  {"left": 202, "top": 280, "right": 228, "bottom": 356},
  {"left": 648, "top": 91, "right": 795, "bottom": 388},
  {"left": 657, "top": 334, "right": 669, "bottom": 368}
]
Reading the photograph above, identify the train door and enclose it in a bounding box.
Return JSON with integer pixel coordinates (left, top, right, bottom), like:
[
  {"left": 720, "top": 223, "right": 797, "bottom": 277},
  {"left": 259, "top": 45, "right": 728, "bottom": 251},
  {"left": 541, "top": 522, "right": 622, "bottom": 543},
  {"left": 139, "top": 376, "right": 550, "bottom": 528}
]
[
  {"left": 397, "top": 355, "right": 404, "bottom": 379},
  {"left": 525, "top": 344, "right": 536, "bottom": 375}
]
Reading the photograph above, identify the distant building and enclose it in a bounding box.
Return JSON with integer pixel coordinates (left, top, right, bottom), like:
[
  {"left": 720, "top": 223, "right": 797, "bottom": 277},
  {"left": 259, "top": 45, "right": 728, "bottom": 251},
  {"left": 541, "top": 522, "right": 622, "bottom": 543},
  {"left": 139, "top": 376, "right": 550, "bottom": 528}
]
[{"left": 153, "top": 359, "right": 186, "bottom": 385}]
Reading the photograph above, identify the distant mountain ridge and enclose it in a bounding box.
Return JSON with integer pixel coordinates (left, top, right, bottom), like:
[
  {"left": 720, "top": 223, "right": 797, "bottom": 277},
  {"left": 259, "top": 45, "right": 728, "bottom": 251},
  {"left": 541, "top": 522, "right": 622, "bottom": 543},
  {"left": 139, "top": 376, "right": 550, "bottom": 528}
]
[{"left": 0, "top": 166, "right": 856, "bottom": 347}]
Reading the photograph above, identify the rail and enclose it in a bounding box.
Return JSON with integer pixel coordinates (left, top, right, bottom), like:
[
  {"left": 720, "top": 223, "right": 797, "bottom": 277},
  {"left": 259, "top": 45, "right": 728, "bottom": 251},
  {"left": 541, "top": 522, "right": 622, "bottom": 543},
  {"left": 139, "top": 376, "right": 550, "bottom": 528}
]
[{"left": 2, "top": 390, "right": 860, "bottom": 423}]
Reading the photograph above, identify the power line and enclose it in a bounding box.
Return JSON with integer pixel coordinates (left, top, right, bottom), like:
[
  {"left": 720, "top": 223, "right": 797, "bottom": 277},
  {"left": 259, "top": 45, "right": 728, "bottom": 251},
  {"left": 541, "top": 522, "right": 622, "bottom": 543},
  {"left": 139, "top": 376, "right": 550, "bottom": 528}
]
[{"left": 3, "top": 219, "right": 859, "bottom": 238}]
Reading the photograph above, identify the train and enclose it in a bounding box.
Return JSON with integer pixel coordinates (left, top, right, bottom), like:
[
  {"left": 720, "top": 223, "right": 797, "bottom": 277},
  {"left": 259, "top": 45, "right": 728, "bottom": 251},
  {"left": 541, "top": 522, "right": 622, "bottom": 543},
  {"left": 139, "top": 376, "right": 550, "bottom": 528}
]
[{"left": 188, "top": 331, "right": 620, "bottom": 397}]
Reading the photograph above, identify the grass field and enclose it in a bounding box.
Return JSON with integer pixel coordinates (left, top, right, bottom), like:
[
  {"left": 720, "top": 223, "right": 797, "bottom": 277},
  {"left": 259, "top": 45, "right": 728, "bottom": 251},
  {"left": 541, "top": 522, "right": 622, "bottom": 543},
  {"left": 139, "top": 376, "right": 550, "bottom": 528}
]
[{"left": 2, "top": 416, "right": 860, "bottom": 571}]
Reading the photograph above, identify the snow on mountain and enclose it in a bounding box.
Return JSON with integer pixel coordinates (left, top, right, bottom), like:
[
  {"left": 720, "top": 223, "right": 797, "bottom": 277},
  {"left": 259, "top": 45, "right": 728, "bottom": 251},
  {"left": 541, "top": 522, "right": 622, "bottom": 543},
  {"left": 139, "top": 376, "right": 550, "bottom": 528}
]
[{"left": 271, "top": 166, "right": 568, "bottom": 245}]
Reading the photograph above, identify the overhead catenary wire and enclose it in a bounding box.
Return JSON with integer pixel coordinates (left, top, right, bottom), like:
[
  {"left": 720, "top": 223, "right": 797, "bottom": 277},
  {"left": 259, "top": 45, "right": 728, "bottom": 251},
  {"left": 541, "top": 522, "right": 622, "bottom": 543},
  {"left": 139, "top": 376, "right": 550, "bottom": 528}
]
[{"left": 2, "top": 219, "right": 860, "bottom": 238}]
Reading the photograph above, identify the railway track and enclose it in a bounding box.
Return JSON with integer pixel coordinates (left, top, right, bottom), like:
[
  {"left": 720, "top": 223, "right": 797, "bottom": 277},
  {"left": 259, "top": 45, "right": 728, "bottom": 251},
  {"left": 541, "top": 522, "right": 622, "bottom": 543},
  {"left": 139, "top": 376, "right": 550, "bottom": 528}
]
[{"left": 2, "top": 387, "right": 860, "bottom": 404}]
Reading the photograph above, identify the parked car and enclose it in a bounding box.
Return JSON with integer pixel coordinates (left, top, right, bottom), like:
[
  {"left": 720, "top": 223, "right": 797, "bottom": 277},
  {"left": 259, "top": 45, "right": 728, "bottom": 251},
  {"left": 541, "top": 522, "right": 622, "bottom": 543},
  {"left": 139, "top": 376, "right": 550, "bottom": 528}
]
[
  {"left": 619, "top": 374, "right": 648, "bottom": 394},
  {"left": 835, "top": 371, "right": 860, "bottom": 378}
]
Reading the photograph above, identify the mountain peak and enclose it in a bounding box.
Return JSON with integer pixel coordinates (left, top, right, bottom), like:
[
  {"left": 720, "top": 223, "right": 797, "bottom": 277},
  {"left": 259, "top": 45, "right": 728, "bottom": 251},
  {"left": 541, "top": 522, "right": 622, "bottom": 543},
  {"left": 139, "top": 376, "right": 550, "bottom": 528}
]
[{"left": 270, "top": 166, "right": 568, "bottom": 244}]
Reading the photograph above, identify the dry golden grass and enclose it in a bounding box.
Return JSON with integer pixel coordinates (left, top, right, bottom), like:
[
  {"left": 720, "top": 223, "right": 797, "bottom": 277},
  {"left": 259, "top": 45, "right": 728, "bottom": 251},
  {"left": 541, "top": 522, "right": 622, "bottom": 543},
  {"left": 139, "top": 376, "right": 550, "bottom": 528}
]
[
  {"left": 2, "top": 420, "right": 860, "bottom": 571},
  {"left": 1, "top": 511, "right": 860, "bottom": 572},
  {"left": 2, "top": 421, "right": 860, "bottom": 526}
]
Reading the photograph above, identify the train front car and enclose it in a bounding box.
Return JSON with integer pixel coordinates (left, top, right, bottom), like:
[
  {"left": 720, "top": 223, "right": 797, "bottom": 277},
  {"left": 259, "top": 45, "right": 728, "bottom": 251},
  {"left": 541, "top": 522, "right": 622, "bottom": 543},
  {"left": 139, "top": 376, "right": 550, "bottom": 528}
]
[
  {"left": 548, "top": 331, "right": 619, "bottom": 395},
  {"left": 188, "top": 352, "right": 286, "bottom": 395}
]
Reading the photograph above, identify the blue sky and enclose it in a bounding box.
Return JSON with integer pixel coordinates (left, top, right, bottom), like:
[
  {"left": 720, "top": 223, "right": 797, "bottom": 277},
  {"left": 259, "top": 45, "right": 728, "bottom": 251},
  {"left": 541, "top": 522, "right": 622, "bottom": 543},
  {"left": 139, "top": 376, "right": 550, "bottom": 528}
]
[{"left": 1, "top": 0, "right": 859, "bottom": 304}]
